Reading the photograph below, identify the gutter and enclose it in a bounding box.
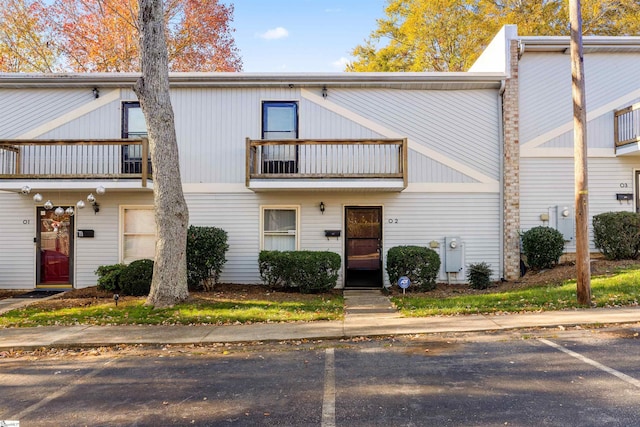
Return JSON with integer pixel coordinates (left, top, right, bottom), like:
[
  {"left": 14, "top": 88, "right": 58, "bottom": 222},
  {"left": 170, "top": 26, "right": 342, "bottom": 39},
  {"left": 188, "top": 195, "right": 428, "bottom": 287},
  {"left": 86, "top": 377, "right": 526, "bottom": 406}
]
[
  {"left": 498, "top": 79, "right": 506, "bottom": 280},
  {"left": 0, "top": 72, "right": 506, "bottom": 90}
]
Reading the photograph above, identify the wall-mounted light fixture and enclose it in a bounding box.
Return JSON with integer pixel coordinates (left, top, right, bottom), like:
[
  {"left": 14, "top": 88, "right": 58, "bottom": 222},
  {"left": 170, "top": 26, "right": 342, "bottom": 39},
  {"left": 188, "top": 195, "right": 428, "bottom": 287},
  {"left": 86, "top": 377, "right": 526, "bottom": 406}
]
[
  {"left": 87, "top": 193, "right": 100, "bottom": 214},
  {"left": 319, "top": 201, "right": 325, "bottom": 214},
  {"left": 322, "top": 86, "right": 328, "bottom": 99},
  {"left": 92, "top": 87, "right": 100, "bottom": 99}
]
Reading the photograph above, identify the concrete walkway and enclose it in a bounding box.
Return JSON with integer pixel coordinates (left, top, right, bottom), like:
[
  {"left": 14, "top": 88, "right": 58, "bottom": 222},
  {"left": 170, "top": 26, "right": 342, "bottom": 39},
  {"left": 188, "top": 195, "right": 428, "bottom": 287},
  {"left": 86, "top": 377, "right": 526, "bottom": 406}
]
[{"left": 1, "top": 290, "right": 640, "bottom": 350}]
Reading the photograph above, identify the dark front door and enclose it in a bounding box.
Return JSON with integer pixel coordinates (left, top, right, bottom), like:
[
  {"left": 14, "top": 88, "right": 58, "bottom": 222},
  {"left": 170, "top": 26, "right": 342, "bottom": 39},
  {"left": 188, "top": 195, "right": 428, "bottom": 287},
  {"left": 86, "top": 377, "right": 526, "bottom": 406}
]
[
  {"left": 36, "top": 207, "right": 74, "bottom": 288},
  {"left": 345, "top": 206, "right": 382, "bottom": 288}
]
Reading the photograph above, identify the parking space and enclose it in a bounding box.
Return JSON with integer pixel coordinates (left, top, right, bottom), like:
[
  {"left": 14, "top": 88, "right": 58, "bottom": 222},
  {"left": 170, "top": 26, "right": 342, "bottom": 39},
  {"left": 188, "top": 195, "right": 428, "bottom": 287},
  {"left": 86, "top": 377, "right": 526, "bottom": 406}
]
[{"left": 1, "top": 328, "right": 639, "bottom": 426}]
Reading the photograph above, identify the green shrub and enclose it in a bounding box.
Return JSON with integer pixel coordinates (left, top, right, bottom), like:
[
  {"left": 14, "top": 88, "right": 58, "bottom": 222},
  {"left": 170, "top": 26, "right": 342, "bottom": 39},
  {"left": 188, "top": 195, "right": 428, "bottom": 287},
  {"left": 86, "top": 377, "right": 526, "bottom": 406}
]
[
  {"left": 593, "top": 211, "right": 640, "bottom": 260},
  {"left": 186, "top": 225, "right": 229, "bottom": 291},
  {"left": 467, "top": 262, "right": 493, "bottom": 290},
  {"left": 119, "top": 259, "right": 154, "bottom": 296},
  {"left": 386, "top": 246, "right": 441, "bottom": 291},
  {"left": 95, "top": 264, "right": 126, "bottom": 292},
  {"left": 258, "top": 251, "right": 287, "bottom": 288},
  {"left": 521, "top": 226, "right": 565, "bottom": 270},
  {"left": 258, "top": 250, "right": 341, "bottom": 293}
]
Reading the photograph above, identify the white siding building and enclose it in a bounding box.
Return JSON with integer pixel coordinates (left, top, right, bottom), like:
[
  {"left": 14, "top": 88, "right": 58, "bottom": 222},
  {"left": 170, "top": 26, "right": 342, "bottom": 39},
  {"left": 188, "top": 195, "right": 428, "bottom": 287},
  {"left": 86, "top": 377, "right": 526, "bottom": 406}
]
[{"left": 1, "top": 25, "right": 640, "bottom": 290}]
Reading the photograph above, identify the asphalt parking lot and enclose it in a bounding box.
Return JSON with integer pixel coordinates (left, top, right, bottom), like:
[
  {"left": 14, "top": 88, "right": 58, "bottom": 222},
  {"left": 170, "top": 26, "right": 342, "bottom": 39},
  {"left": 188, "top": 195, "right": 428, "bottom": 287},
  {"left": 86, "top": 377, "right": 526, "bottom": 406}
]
[{"left": 1, "top": 326, "right": 639, "bottom": 426}]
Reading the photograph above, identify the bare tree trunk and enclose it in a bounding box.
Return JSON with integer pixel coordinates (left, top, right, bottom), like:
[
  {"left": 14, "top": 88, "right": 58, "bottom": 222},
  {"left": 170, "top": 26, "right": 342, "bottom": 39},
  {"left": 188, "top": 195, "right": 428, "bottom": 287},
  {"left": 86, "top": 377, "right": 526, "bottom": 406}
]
[
  {"left": 569, "top": 0, "right": 592, "bottom": 306},
  {"left": 134, "top": 0, "right": 189, "bottom": 307}
]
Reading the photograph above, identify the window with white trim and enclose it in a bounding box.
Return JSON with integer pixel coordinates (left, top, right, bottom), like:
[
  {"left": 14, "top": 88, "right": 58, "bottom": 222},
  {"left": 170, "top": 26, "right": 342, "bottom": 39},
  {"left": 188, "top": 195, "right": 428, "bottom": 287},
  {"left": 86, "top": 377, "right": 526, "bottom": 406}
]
[
  {"left": 121, "top": 206, "right": 156, "bottom": 263},
  {"left": 261, "top": 206, "right": 299, "bottom": 251}
]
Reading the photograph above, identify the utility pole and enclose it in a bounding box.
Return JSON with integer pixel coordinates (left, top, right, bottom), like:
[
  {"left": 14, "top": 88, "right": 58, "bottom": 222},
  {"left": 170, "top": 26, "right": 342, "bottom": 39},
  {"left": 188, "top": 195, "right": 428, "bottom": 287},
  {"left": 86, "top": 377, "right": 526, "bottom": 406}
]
[{"left": 569, "top": 0, "right": 592, "bottom": 305}]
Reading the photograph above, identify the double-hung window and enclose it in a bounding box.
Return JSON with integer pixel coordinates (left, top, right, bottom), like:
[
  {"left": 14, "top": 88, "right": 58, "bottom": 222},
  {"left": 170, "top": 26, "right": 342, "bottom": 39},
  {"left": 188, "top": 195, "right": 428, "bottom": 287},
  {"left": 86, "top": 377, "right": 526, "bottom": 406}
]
[
  {"left": 121, "top": 206, "right": 156, "bottom": 264},
  {"left": 261, "top": 206, "right": 299, "bottom": 251},
  {"left": 262, "top": 101, "right": 298, "bottom": 173},
  {"left": 121, "top": 101, "right": 150, "bottom": 174}
]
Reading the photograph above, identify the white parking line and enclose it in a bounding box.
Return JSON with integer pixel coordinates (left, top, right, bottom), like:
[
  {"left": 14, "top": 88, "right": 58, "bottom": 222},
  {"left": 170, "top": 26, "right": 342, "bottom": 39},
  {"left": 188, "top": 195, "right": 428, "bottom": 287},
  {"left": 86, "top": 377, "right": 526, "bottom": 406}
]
[
  {"left": 322, "top": 348, "right": 336, "bottom": 427},
  {"left": 539, "top": 338, "right": 640, "bottom": 389},
  {"left": 8, "top": 358, "right": 118, "bottom": 420}
]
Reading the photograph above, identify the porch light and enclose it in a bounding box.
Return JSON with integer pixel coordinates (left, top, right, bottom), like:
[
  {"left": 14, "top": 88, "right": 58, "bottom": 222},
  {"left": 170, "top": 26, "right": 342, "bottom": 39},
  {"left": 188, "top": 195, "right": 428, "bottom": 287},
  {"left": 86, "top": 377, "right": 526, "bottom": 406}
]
[
  {"left": 33, "top": 193, "right": 43, "bottom": 203},
  {"left": 319, "top": 201, "right": 325, "bottom": 214},
  {"left": 322, "top": 86, "right": 328, "bottom": 99},
  {"left": 44, "top": 200, "right": 53, "bottom": 210},
  {"left": 92, "top": 87, "right": 100, "bottom": 98}
]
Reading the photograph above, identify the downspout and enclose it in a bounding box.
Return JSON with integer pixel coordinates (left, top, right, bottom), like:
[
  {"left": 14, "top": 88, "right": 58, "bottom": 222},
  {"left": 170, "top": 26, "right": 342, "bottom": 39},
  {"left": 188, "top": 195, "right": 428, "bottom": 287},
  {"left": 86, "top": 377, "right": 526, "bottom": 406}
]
[{"left": 498, "top": 79, "right": 506, "bottom": 280}]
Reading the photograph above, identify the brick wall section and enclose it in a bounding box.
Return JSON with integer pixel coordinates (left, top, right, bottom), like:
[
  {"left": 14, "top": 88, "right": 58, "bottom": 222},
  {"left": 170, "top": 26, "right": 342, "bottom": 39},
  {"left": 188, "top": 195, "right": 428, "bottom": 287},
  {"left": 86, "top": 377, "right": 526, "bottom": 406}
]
[{"left": 503, "top": 40, "right": 521, "bottom": 280}]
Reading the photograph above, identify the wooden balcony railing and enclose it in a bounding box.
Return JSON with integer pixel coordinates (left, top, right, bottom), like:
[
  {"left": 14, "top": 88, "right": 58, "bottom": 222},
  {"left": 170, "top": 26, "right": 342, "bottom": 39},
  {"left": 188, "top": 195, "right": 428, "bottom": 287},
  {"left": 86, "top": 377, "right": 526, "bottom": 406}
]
[
  {"left": 246, "top": 138, "right": 408, "bottom": 187},
  {"left": 0, "top": 138, "right": 152, "bottom": 187},
  {"left": 614, "top": 103, "right": 640, "bottom": 147}
]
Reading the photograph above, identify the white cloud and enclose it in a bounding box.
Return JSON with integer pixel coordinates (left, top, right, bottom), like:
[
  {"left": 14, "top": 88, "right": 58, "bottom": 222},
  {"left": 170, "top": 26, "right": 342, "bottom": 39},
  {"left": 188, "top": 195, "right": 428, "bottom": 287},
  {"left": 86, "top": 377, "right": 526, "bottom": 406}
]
[
  {"left": 258, "top": 27, "right": 289, "bottom": 40},
  {"left": 332, "top": 57, "right": 350, "bottom": 70}
]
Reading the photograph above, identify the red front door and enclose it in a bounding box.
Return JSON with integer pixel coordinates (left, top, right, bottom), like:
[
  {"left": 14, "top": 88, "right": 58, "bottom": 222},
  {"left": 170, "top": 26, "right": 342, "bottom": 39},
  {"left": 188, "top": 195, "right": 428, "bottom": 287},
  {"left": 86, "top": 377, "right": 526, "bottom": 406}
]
[{"left": 36, "top": 208, "right": 74, "bottom": 287}]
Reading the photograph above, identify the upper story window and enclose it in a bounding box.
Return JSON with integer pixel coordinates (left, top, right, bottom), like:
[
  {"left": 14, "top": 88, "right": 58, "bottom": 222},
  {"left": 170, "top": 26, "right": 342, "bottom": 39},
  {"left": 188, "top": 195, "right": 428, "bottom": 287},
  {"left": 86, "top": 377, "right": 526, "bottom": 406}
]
[
  {"left": 122, "top": 102, "right": 147, "bottom": 138},
  {"left": 262, "top": 101, "right": 298, "bottom": 139}
]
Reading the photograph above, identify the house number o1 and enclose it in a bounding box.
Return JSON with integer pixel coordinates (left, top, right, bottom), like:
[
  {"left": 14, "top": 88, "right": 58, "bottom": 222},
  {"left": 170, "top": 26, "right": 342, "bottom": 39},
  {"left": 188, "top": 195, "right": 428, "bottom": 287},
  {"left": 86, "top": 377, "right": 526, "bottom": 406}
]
[
  {"left": 388, "top": 218, "right": 398, "bottom": 224},
  {"left": 23, "top": 219, "right": 30, "bottom": 225}
]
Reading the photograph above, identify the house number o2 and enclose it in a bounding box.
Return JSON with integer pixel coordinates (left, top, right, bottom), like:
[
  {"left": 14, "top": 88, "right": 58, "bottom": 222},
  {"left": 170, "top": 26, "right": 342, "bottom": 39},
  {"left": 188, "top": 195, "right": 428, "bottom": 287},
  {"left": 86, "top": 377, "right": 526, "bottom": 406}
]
[{"left": 388, "top": 218, "right": 398, "bottom": 224}]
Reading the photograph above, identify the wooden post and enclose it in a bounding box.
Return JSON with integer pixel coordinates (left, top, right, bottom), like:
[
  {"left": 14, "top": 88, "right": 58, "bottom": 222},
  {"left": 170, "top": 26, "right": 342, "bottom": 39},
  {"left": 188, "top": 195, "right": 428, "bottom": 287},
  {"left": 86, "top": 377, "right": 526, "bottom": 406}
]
[
  {"left": 569, "top": 0, "right": 592, "bottom": 305},
  {"left": 141, "top": 137, "right": 148, "bottom": 188}
]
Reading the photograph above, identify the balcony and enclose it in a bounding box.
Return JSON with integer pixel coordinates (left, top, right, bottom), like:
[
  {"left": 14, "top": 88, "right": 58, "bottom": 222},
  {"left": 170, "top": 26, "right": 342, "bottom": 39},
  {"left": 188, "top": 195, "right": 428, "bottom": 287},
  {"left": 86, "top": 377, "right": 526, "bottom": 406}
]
[
  {"left": 246, "top": 138, "right": 408, "bottom": 192},
  {"left": 614, "top": 103, "right": 640, "bottom": 156},
  {"left": 0, "top": 138, "right": 152, "bottom": 190}
]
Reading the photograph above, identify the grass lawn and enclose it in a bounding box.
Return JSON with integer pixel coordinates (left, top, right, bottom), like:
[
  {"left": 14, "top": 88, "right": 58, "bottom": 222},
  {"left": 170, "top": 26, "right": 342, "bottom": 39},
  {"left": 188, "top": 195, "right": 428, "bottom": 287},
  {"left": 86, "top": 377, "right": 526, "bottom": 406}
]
[
  {"left": 0, "top": 290, "right": 344, "bottom": 328},
  {"left": 392, "top": 265, "right": 640, "bottom": 316},
  {"left": 1, "top": 262, "right": 639, "bottom": 327}
]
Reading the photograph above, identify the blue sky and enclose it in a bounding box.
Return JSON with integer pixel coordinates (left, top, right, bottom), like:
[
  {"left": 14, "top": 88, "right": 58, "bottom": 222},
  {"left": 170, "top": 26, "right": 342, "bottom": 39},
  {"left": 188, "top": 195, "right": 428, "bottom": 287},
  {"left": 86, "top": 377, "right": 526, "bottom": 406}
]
[{"left": 226, "top": 0, "right": 388, "bottom": 72}]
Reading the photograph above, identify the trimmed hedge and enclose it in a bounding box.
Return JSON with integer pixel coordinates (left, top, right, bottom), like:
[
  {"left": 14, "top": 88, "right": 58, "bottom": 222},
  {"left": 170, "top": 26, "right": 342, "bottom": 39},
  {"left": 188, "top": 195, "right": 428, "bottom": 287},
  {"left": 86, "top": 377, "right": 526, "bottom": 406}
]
[
  {"left": 258, "top": 250, "right": 341, "bottom": 293},
  {"left": 95, "top": 263, "right": 126, "bottom": 292},
  {"left": 467, "top": 262, "right": 493, "bottom": 290},
  {"left": 521, "top": 226, "right": 565, "bottom": 270},
  {"left": 186, "top": 225, "right": 229, "bottom": 291},
  {"left": 593, "top": 211, "right": 640, "bottom": 260},
  {"left": 119, "top": 259, "right": 154, "bottom": 296},
  {"left": 386, "top": 245, "right": 440, "bottom": 291}
]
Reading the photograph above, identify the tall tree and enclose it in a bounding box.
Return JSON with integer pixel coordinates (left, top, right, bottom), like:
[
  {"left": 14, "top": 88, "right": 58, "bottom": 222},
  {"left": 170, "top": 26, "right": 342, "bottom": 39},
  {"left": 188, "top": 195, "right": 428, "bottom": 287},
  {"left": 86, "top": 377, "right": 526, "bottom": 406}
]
[
  {"left": 134, "top": 0, "right": 189, "bottom": 307},
  {"left": 42, "top": 0, "right": 241, "bottom": 72},
  {"left": 0, "top": 0, "right": 57, "bottom": 72},
  {"left": 349, "top": 0, "right": 640, "bottom": 72}
]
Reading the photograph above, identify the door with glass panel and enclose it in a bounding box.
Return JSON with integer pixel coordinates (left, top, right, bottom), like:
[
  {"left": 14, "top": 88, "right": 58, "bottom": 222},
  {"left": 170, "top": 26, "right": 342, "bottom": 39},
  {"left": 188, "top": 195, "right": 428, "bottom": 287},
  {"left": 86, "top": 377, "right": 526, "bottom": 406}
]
[
  {"left": 122, "top": 101, "right": 151, "bottom": 174},
  {"left": 36, "top": 207, "right": 74, "bottom": 287},
  {"left": 262, "top": 101, "right": 298, "bottom": 174},
  {"left": 345, "top": 206, "right": 382, "bottom": 287}
]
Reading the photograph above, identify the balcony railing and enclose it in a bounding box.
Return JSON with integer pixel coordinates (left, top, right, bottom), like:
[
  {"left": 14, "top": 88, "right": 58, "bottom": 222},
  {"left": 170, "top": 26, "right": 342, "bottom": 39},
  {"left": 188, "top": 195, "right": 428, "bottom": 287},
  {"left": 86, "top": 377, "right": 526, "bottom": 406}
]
[
  {"left": 0, "top": 138, "right": 151, "bottom": 187},
  {"left": 246, "top": 138, "right": 408, "bottom": 189},
  {"left": 614, "top": 103, "right": 640, "bottom": 147}
]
